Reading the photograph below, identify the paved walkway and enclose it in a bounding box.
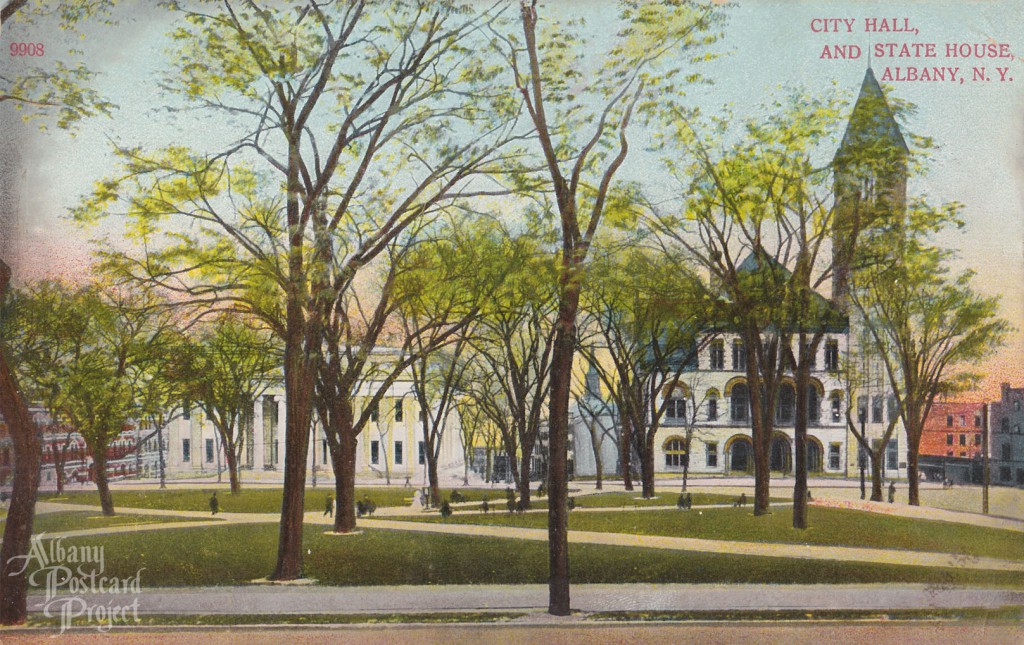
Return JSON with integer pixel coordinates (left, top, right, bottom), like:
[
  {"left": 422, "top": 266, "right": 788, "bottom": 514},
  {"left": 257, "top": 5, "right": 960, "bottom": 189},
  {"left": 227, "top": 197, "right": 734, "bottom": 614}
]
[{"left": 27, "top": 583, "right": 1024, "bottom": 615}]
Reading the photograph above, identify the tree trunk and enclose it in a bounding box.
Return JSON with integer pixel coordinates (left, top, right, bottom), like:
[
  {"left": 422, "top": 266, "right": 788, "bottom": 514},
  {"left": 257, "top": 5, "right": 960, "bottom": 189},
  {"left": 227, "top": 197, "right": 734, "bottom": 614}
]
[
  {"left": 55, "top": 450, "right": 65, "bottom": 495},
  {"left": 224, "top": 444, "right": 241, "bottom": 495},
  {"left": 640, "top": 432, "right": 656, "bottom": 498},
  {"left": 547, "top": 283, "right": 580, "bottom": 616},
  {"left": 270, "top": 351, "right": 313, "bottom": 580},
  {"left": 870, "top": 451, "right": 884, "bottom": 501},
  {"left": 588, "top": 422, "right": 603, "bottom": 490},
  {"left": 619, "top": 416, "right": 633, "bottom": 491},
  {"left": 333, "top": 431, "right": 357, "bottom": 533},
  {"left": 0, "top": 347, "right": 42, "bottom": 625},
  {"left": 792, "top": 355, "right": 809, "bottom": 530},
  {"left": 906, "top": 427, "right": 921, "bottom": 506},
  {"left": 518, "top": 447, "right": 533, "bottom": 508},
  {"left": 746, "top": 327, "right": 774, "bottom": 516},
  {"left": 92, "top": 451, "right": 115, "bottom": 516},
  {"left": 157, "top": 424, "right": 166, "bottom": 490},
  {"left": 428, "top": 453, "right": 441, "bottom": 508}
]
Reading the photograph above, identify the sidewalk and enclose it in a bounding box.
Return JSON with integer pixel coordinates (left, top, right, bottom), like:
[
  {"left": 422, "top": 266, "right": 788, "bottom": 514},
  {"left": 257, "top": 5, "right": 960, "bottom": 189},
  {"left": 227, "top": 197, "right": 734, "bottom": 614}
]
[{"left": 27, "top": 583, "right": 1024, "bottom": 615}]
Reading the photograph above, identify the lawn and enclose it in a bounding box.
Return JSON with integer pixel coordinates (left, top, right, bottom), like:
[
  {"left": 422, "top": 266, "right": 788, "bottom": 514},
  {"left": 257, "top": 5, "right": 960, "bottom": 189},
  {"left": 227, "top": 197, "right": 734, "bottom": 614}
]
[
  {"left": 23, "top": 524, "right": 1023, "bottom": 588},
  {"left": 571, "top": 491, "right": 782, "bottom": 508},
  {"left": 408, "top": 505, "right": 1024, "bottom": 563},
  {"left": 41, "top": 486, "right": 498, "bottom": 513}
]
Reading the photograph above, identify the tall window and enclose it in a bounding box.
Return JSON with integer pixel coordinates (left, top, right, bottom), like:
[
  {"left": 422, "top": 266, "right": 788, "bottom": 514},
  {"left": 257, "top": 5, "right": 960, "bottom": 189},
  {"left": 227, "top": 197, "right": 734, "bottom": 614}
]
[
  {"left": 1002, "top": 417, "right": 1010, "bottom": 433},
  {"left": 664, "top": 438, "right": 686, "bottom": 468},
  {"left": 182, "top": 439, "right": 191, "bottom": 462},
  {"left": 709, "top": 340, "right": 725, "bottom": 370},
  {"left": 946, "top": 434, "right": 953, "bottom": 446},
  {"left": 946, "top": 414, "right": 953, "bottom": 427},
  {"left": 808, "top": 386, "right": 820, "bottom": 424},
  {"left": 205, "top": 438, "right": 214, "bottom": 463},
  {"left": 872, "top": 396, "right": 883, "bottom": 424},
  {"left": 394, "top": 441, "right": 404, "bottom": 465},
  {"left": 418, "top": 440, "right": 425, "bottom": 465},
  {"left": 959, "top": 434, "right": 966, "bottom": 446},
  {"left": 732, "top": 340, "right": 746, "bottom": 371},
  {"left": 370, "top": 440, "right": 379, "bottom": 465},
  {"left": 706, "top": 442, "right": 718, "bottom": 468},
  {"left": 731, "top": 384, "right": 749, "bottom": 422},
  {"left": 1002, "top": 443, "right": 1012, "bottom": 461},
  {"left": 857, "top": 396, "right": 867, "bottom": 424},
  {"left": 824, "top": 340, "right": 839, "bottom": 371},
  {"left": 707, "top": 396, "right": 718, "bottom": 421},
  {"left": 776, "top": 384, "right": 795, "bottom": 425},
  {"left": 369, "top": 401, "right": 379, "bottom": 422},
  {"left": 666, "top": 397, "right": 686, "bottom": 420},
  {"left": 886, "top": 439, "right": 898, "bottom": 470},
  {"left": 395, "top": 400, "right": 404, "bottom": 422},
  {"left": 831, "top": 393, "right": 842, "bottom": 422},
  {"left": 828, "top": 443, "right": 841, "bottom": 470}
]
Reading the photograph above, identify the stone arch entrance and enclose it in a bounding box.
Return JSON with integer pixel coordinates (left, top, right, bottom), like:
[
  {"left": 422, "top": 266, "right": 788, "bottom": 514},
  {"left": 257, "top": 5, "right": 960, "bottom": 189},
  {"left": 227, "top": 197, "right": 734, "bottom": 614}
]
[
  {"left": 725, "top": 435, "right": 753, "bottom": 474},
  {"left": 770, "top": 433, "right": 791, "bottom": 473}
]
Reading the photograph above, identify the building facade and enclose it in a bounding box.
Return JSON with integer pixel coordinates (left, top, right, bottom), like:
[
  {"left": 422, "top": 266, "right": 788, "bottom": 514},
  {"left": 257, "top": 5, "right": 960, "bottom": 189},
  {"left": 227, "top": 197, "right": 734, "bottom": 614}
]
[
  {"left": 990, "top": 383, "right": 1024, "bottom": 486},
  {"left": 918, "top": 401, "right": 985, "bottom": 483}
]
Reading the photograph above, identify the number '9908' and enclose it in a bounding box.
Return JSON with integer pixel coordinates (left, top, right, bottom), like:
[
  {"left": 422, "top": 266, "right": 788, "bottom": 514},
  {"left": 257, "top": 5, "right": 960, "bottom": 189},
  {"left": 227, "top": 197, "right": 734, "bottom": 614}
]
[{"left": 10, "top": 43, "right": 44, "bottom": 56}]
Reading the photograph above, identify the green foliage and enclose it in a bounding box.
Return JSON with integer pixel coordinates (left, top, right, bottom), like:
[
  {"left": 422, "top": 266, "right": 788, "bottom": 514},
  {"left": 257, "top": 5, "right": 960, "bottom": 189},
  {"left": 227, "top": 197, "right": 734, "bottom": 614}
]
[
  {"left": 4, "top": 280, "right": 174, "bottom": 459},
  {"left": 1, "top": 0, "right": 117, "bottom": 130}
]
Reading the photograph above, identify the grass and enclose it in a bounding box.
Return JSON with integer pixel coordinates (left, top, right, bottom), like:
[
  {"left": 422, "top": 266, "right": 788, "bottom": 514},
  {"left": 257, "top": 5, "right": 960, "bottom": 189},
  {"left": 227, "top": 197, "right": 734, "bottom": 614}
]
[
  {"left": 41, "top": 486, "right": 499, "bottom": 513},
  {"left": 409, "top": 505, "right": 1024, "bottom": 563},
  {"left": 29, "top": 511, "right": 210, "bottom": 535},
  {"left": 22, "top": 523, "right": 1024, "bottom": 588},
  {"left": 571, "top": 491, "right": 783, "bottom": 508}
]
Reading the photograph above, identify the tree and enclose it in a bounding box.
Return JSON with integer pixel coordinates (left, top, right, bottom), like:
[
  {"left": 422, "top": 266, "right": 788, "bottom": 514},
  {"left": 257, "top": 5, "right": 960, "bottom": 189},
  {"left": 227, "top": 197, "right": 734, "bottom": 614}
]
[
  {"left": 0, "top": 260, "right": 42, "bottom": 625},
  {"left": 851, "top": 212, "right": 1009, "bottom": 505},
  {"left": 649, "top": 91, "right": 858, "bottom": 526},
  {"left": 398, "top": 226, "right": 496, "bottom": 505},
  {"left": 180, "top": 315, "right": 281, "bottom": 494},
  {"left": 76, "top": 1, "right": 520, "bottom": 579},
  {"left": 577, "top": 246, "right": 710, "bottom": 498},
  {"left": 507, "top": 0, "right": 723, "bottom": 614},
  {"left": 7, "top": 281, "right": 173, "bottom": 515},
  {"left": 459, "top": 236, "right": 558, "bottom": 508}
]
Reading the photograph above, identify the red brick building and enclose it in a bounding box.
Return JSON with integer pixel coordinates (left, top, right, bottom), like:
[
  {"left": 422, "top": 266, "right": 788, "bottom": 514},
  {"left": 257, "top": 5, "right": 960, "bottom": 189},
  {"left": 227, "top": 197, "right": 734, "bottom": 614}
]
[{"left": 919, "top": 401, "right": 984, "bottom": 483}]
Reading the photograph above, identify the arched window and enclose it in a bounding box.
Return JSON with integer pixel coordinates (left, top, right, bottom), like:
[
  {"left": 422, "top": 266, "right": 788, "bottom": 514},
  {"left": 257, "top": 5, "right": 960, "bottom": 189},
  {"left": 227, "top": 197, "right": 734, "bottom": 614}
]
[
  {"left": 664, "top": 437, "right": 687, "bottom": 468},
  {"left": 731, "top": 384, "right": 749, "bottom": 422},
  {"left": 707, "top": 392, "right": 719, "bottom": 421}
]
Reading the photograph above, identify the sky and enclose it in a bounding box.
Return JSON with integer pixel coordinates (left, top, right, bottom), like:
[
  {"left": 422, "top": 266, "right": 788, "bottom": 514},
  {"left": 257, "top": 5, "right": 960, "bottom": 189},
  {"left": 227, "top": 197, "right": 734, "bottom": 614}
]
[{"left": 2, "top": 0, "right": 1022, "bottom": 399}]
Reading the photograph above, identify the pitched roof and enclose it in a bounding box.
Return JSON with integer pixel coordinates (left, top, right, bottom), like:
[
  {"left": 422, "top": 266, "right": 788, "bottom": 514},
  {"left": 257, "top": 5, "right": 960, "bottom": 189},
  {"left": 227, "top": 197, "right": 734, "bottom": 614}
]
[{"left": 835, "top": 67, "right": 909, "bottom": 159}]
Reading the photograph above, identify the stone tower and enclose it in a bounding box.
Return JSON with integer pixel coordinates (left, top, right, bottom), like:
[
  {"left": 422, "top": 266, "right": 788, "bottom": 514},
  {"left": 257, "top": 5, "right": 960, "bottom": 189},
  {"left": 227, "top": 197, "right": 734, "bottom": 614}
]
[{"left": 832, "top": 67, "right": 909, "bottom": 308}]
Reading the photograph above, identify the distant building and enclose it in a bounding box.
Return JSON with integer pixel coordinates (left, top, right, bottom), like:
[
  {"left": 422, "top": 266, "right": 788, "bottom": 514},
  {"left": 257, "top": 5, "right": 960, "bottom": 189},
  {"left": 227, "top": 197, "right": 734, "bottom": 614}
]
[
  {"left": 990, "top": 383, "right": 1024, "bottom": 486},
  {"left": 163, "top": 361, "right": 464, "bottom": 484},
  {"left": 918, "top": 401, "right": 984, "bottom": 483}
]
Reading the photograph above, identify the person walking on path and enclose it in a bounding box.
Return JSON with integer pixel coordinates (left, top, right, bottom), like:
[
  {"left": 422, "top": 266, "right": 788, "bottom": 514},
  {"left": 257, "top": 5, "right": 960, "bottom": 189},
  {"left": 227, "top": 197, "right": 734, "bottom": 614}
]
[
  {"left": 209, "top": 492, "right": 219, "bottom": 515},
  {"left": 888, "top": 481, "right": 896, "bottom": 504},
  {"left": 324, "top": 495, "right": 334, "bottom": 517}
]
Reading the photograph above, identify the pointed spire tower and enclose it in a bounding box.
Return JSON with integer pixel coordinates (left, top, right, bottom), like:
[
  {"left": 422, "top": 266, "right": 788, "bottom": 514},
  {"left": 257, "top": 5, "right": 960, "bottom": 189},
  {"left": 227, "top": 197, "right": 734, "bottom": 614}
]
[{"left": 832, "top": 67, "right": 909, "bottom": 308}]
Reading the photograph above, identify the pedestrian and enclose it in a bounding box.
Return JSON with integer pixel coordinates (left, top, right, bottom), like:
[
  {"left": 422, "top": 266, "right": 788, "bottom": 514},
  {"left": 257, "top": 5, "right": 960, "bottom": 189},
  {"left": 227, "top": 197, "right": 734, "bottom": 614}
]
[
  {"left": 888, "top": 481, "right": 896, "bottom": 503},
  {"left": 209, "top": 492, "right": 219, "bottom": 515},
  {"left": 324, "top": 494, "right": 334, "bottom": 517}
]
